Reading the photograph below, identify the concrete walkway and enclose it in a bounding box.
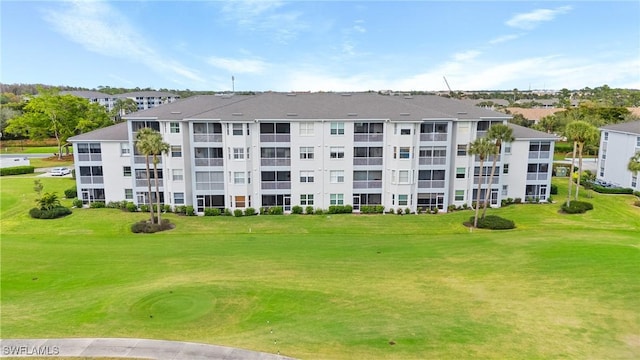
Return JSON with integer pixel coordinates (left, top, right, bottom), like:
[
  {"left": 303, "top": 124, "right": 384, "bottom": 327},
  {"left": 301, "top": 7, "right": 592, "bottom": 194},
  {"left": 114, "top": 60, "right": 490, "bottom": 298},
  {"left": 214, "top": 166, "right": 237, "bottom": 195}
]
[{"left": 0, "top": 338, "right": 296, "bottom": 359}]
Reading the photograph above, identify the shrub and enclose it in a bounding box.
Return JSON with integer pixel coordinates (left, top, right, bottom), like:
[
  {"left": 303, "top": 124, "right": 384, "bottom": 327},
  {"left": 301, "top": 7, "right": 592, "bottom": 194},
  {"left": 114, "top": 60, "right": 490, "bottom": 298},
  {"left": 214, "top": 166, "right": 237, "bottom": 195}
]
[
  {"left": 315, "top": 208, "right": 324, "bottom": 215},
  {"left": 0, "top": 166, "right": 35, "bottom": 176},
  {"left": 224, "top": 208, "right": 233, "bottom": 216},
  {"left": 185, "top": 206, "right": 195, "bottom": 216},
  {"left": 305, "top": 206, "right": 314, "bottom": 215},
  {"left": 447, "top": 205, "right": 457, "bottom": 212},
  {"left": 472, "top": 215, "right": 516, "bottom": 230},
  {"left": 29, "top": 206, "right": 72, "bottom": 219},
  {"left": 204, "top": 208, "right": 220, "bottom": 216},
  {"left": 163, "top": 204, "right": 172, "bottom": 213},
  {"left": 590, "top": 184, "right": 634, "bottom": 194},
  {"left": 234, "top": 209, "right": 244, "bottom": 217},
  {"left": 126, "top": 202, "right": 138, "bottom": 212},
  {"left": 291, "top": 205, "right": 303, "bottom": 214},
  {"left": 268, "top": 206, "right": 283, "bottom": 215},
  {"left": 328, "top": 205, "right": 353, "bottom": 214},
  {"left": 550, "top": 184, "right": 558, "bottom": 195},
  {"left": 174, "top": 206, "right": 186, "bottom": 215},
  {"left": 432, "top": 207, "right": 439, "bottom": 214},
  {"left": 89, "top": 201, "right": 106, "bottom": 208},
  {"left": 72, "top": 198, "right": 83, "bottom": 208},
  {"left": 131, "top": 219, "right": 173, "bottom": 233},
  {"left": 245, "top": 207, "right": 257, "bottom": 216},
  {"left": 561, "top": 201, "right": 594, "bottom": 214},
  {"left": 64, "top": 185, "right": 77, "bottom": 199},
  {"left": 404, "top": 208, "right": 411, "bottom": 214},
  {"left": 140, "top": 204, "right": 150, "bottom": 213},
  {"left": 634, "top": 200, "right": 640, "bottom": 207},
  {"left": 514, "top": 198, "right": 522, "bottom": 204}
]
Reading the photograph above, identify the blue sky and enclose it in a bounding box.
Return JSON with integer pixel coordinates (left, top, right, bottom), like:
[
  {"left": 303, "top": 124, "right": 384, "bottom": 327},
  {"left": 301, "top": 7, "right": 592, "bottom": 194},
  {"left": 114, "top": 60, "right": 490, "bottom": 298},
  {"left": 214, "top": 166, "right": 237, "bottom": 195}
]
[{"left": 1, "top": 1, "right": 639, "bottom": 92}]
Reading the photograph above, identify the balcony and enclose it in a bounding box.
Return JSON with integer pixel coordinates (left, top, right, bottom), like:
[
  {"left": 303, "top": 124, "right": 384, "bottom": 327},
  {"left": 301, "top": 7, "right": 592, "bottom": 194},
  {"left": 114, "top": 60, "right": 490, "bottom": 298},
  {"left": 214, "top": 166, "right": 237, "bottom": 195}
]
[
  {"left": 354, "top": 134, "right": 384, "bottom": 142},
  {"left": 418, "top": 180, "right": 445, "bottom": 188},
  {"left": 353, "top": 157, "right": 383, "bottom": 166},
  {"left": 419, "top": 157, "right": 446, "bottom": 166},
  {"left": 527, "top": 173, "right": 549, "bottom": 181},
  {"left": 194, "top": 158, "right": 224, "bottom": 167},
  {"left": 353, "top": 180, "right": 382, "bottom": 189},
  {"left": 79, "top": 176, "right": 104, "bottom": 184},
  {"left": 135, "top": 179, "right": 164, "bottom": 187},
  {"left": 134, "top": 156, "right": 162, "bottom": 165},
  {"left": 528, "top": 151, "right": 550, "bottom": 159},
  {"left": 261, "top": 181, "right": 291, "bottom": 190},
  {"left": 195, "top": 183, "right": 225, "bottom": 191},
  {"left": 193, "top": 134, "right": 222, "bottom": 143},
  {"left": 261, "top": 158, "right": 291, "bottom": 166},
  {"left": 260, "top": 134, "right": 291, "bottom": 143},
  {"left": 77, "top": 154, "right": 102, "bottom": 162},
  {"left": 419, "top": 133, "right": 447, "bottom": 142}
]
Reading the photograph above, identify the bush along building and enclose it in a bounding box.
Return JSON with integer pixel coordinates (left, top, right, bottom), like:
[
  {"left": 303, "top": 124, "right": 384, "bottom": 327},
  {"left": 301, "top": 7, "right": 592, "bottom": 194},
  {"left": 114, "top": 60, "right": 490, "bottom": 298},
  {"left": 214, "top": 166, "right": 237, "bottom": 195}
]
[{"left": 68, "top": 92, "right": 557, "bottom": 214}]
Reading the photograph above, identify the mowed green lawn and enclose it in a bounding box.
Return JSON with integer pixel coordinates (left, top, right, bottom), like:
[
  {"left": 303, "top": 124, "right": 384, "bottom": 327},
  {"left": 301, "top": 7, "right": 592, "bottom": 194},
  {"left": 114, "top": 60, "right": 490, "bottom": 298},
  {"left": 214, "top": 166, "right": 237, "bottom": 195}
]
[{"left": 1, "top": 176, "right": 639, "bottom": 359}]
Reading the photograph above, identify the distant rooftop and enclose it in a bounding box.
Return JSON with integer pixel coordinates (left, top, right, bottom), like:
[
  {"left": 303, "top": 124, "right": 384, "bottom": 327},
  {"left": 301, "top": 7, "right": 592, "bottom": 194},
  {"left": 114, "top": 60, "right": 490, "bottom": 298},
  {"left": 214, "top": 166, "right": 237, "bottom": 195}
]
[
  {"left": 601, "top": 120, "right": 640, "bottom": 135},
  {"left": 68, "top": 122, "right": 128, "bottom": 142}
]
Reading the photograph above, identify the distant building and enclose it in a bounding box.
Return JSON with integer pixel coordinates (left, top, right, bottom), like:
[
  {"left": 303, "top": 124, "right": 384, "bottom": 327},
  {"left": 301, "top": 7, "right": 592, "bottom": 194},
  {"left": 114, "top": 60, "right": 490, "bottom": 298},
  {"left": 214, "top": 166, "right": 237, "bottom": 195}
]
[
  {"left": 597, "top": 120, "right": 640, "bottom": 190},
  {"left": 68, "top": 92, "right": 557, "bottom": 212},
  {"left": 116, "top": 91, "right": 180, "bottom": 111},
  {"left": 60, "top": 90, "right": 115, "bottom": 112}
]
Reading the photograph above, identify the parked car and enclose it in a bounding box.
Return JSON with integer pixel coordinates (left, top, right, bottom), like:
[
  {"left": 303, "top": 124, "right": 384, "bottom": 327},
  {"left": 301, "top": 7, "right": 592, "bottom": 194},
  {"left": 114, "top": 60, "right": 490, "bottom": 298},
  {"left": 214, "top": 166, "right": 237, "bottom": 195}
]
[{"left": 51, "top": 167, "right": 71, "bottom": 176}]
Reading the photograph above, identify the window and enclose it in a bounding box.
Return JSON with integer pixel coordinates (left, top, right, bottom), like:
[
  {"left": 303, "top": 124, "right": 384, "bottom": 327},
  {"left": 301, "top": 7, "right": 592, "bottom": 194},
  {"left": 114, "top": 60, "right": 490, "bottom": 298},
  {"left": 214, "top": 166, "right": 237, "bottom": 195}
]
[
  {"left": 398, "top": 194, "right": 408, "bottom": 206},
  {"left": 234, "top": 172, "right": 245, "bottom": 184},
  {"left": 502, "top": 185, "right": 508, "bottom": 196},
  {"left": 172, "top": 169, "right": 183, "bottom": 181},
  {"left": 503, "top": 164, "right": 509, "bottom": 174},
  {"left": 331, "top": 122, "right": 344, "bottom": 135},
  {"left": 174, "top": 192, "right": 184, "bottom": 205},
  {"left": 300, "top": 194, "right": 314, "bottom": 206},
  {"left": 233, "top": 147, "right": 244, "bottom": 159},
  {"left": 123, "top": 166, "right": 131, "bottom": 177},
  {"left": 400, "top": 128, "right": 411, "bottom": 135},
  {"left": 232, "top": 123, "right": 243, "bottom": 135},
  {"left": 632, "top": 176, "right": 637, "bottom": 188},
  {"left": 171, "top": 145, "right": 182, "bottom": 157},
  {"left": 120, "top": 142, "right": 130, "bottom": 156},
  {"left": 330, "top": 146, "right": 345, "bottom": 159},
  {"left": 399, "top": 147, "right": 410, "bottom": 159},
  {"left": 504, "top": 144, "right": 511, "bottom": 154},
  {"left": 300, "top": 170, "right": 314, "bottom": 183},
  {"left": 330, "top": 193, "right": 344, "bottom": 205},
  {"left": 170, "top": 122, "right": 180, "bottom": 133},
  {"left": 330, "top": 170, "right": 345, "bottom": 183},
  {"left": 235, "top": 195, "right": 246, "bottom": 208},
  {"left": 300, "top": 122, "right": 314, "bottom": 136},
  {"left": 125, "top": 189, "right": 133, "bottom": 200},
  {"left": 603, "top": 132, "right": 608, "bottom": 141},
  {"left": 455, "top": 190, "right": 464, "bottom": 201},
  {"left": 398, "top": 170, "right": 410, "bottom": 183},
  {"left": 637, "top": 136, "right": 640, "bottom": 147},
  {"left": 456, "top": 167, "right": 465, "bottom": 179},
  {"left": 457, "top": 144, "right": 467, "bottom": 156},
  {"left": 300, "top": 147, "right": 314, "bottom": 159}
]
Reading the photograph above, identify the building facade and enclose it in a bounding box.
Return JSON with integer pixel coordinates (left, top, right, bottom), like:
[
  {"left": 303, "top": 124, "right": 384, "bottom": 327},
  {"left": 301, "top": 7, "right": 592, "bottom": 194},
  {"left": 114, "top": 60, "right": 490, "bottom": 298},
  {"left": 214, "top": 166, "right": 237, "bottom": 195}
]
[
  {"left": 597, "top": 121, "right": 640, "bottom": 190},
  {"left": 69, "top": 92, "right": 556, "bottom": 213}
]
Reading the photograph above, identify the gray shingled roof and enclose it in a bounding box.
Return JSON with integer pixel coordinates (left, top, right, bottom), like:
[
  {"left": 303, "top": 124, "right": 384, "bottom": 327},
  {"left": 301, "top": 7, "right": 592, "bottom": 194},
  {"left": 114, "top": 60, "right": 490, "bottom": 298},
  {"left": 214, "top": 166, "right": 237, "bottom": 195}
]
[
  {"left": 126, "top": 92, "right": 511, "bottom": 122},
  {"left": 60, "top": 90, "right": 113, "bottom": 98},
  {"left": 508, "top": 123, "right": 559, "bottom": 140},
  {"left": 68, "top": 122, "right": 128, "bottom": 142},
  {"left": 601, "top": 120, "right": 640, "bottom": 135}
]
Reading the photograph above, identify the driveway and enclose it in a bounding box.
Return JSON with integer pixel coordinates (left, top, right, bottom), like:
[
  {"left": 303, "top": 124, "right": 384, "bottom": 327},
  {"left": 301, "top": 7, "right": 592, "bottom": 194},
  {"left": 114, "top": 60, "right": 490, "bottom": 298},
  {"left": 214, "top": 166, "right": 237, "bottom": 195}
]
[{"left": 0, "top": 338, "right": 296, "bottom": 359}]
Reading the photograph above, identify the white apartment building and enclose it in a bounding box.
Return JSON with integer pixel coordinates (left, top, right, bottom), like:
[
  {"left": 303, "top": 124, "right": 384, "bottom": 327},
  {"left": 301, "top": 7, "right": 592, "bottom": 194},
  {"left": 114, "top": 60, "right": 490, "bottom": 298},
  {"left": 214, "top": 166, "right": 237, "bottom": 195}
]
[
  {"left": 117, "top": 91, "right": 180, "bottom": 111},
  {"left": 68, "top": 92, "right": 556, "bottom": 213},
  {"left": 597, "top": 120, "right": 640, "bottom": 190},
  {"left": 61, "top": 90, "right": 115, "bottom": 112}
]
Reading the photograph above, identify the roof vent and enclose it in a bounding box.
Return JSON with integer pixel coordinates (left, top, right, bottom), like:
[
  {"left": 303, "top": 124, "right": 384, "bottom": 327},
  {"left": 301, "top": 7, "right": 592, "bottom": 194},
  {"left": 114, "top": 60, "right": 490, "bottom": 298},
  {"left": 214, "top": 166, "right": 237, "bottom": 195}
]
[
  {"left": 170, "top": 111, "right": 181, "bottom": 114},
  {"left": 341, "top": 93, "right": 352, "bottom": 96},
  {"left": 232, "top": 113, "right": 243, "bottom": 116},
  {"left": 457, "top": 112, "right": 468, "bottom": 115},
  {"left": 347, "top": 113, "right": 358, "bottom": 116},
  {"left": 400, "top": 113, "right": 410, "bottom": 116},
  {"left": 286, "top": 113, "right": 298, "bottom": 116},
  {"left": 287, "top": 93, "right": 296, "bottom": 96}
]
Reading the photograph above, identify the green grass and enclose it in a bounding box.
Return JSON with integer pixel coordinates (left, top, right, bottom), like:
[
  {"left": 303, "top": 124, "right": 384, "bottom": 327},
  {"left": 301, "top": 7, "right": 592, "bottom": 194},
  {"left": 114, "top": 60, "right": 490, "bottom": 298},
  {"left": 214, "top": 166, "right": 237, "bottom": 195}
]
[{"left": 1, "top": 176, "right": 639, "bottom": 359}]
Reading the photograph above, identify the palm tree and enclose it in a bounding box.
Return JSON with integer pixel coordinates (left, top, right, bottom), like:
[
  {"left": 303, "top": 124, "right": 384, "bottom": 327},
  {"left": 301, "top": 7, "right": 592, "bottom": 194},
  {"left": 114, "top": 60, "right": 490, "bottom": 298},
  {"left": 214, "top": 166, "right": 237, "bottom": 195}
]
[
  {"left": 135, "top": 128, "right": 168, "bottom": 224},
  {"left": 468, "top": 137, "right": 495, "bottom": 228},
  {"left": 628, "top": 151, "right": 640, "bottom": 174},
  {"left": 564, "top": 121, "right": 599, "bottom": 203},
  {"left": 481, "top": 124, "right": 514, "bottom": 219}
]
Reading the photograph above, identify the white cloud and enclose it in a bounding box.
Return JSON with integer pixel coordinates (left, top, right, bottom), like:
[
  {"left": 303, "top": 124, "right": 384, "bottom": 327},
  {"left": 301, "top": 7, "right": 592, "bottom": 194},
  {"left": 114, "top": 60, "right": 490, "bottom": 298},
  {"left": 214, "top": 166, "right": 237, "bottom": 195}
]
[
  {"left": 506, "top": 6, "right": 572, "bottom": 30},
  {"left": 43, "top": 0, "right": 204, "bottom": 85},
  {"left": 489, "top": 34, "right": 521, "bottom": 45},
  {"left": 220, "top": 0, "right": 306, "bottom": 43},
  {"left": 453, "top": 50, "right": 481, "bottom": 62},
  {"left": 206, "top": 56, "right": 267, "bottom": 74}
]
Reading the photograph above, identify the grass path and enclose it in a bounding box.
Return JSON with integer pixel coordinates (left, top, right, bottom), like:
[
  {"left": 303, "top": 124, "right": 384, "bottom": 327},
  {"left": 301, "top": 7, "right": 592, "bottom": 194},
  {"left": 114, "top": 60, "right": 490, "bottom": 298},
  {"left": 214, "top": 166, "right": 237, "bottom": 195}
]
[{"left": 1, "top": 176, "right": 639, "bottom": 359}]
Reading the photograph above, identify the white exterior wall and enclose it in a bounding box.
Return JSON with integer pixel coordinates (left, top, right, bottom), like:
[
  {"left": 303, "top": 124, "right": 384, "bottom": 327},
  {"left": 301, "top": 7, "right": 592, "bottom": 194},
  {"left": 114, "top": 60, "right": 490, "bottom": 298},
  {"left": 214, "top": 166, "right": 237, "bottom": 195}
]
[
  {"left": 102, "top": 142, "right": 132, "bottom": 202},
  {"left": 598, "top": 130, "right": 640, "bottom": 190},
  {"left": 290, "top": 120, "right": 325, "bottom": 210},
  {"left": 450, "top": 121, "right": 474, "bottom": 207},
  {"left": 503, "top": 141, "right": 529, "bottom": 200}
]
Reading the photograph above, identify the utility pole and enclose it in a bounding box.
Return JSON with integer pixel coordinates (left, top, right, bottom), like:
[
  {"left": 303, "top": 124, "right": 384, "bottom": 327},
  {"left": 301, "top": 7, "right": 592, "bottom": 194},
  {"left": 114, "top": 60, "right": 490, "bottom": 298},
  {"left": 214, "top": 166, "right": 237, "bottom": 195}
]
[{"left": 232, "top": 76, "right": 235, "bottom": 93}]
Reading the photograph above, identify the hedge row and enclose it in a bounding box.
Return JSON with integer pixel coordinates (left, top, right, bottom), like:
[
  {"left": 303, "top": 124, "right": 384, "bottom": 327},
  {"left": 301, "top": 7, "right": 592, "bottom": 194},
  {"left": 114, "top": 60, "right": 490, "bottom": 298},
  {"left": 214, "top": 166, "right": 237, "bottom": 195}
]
[
  {"left": 1, "top": 166, "right": 35, "bottom": 176},
  {"left": 472, "top": 215, "right": 516, "bottom": 230},
  {"left": 131, "top": 219, "right": 174, "bottom": 233},
  {"left": 589, "top": 184, "right": 634, "bottom": 194}
]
